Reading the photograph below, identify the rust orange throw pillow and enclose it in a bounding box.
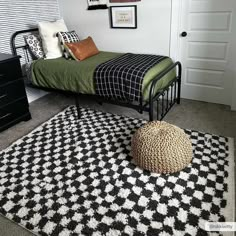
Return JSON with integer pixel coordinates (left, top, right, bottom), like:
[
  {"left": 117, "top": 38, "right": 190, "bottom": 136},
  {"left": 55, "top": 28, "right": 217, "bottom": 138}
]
[{"left": 65, "top": 37, "right": 99, "bottom": 61}]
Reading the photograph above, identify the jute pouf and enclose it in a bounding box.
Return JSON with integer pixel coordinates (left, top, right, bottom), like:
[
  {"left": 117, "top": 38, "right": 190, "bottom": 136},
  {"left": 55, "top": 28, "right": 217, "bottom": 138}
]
[{"left": 131, "top": 121, "right": 192, "bottom": 174}]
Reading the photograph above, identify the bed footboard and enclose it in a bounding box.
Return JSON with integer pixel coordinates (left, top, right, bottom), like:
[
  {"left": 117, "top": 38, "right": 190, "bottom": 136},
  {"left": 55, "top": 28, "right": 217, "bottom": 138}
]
[
  {"left": 148, "top": 61, "right": 182, "bottom": 121},
  {"left": 74, "top": 62, "right": 182, "bottom": 122}
]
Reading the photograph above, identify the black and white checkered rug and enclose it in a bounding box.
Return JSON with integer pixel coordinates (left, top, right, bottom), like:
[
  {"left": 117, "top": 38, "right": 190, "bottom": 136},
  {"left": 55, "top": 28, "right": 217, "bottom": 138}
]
[{"left": 0, "top": 106, "right": 232, "bottom": 236}]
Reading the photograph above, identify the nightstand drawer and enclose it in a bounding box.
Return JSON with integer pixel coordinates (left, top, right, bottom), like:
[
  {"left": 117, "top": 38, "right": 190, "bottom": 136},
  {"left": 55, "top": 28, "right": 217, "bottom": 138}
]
[
  {"left": 0, "top": 53, "right": 31, "bottom": 131},
  {"left": 0, "top": 98, "right": 29, "bottom": 127},
  {"left": 0, "top": 59, "right": 22, "bottom": 85},
  {"left": 0, "top": 79, "right": 27, "bottom": 107}
]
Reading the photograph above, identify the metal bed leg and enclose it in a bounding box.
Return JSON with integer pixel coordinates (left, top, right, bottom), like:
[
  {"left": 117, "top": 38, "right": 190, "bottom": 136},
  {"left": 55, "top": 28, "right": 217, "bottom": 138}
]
[
  {"left": 177, "top": 78, "right": 181, "bottom": 104},
  {"left": 149, "top": 99, "right": 154, "bottom": 121},
  {"left": 156, "top": 99, "right": 160, "bottom": 121},
  {"left": 177, "top": 62, "right": 182, "bottom": 104},
  {"left": 75, "top": 95, "right": 81, "bottom": 119}
]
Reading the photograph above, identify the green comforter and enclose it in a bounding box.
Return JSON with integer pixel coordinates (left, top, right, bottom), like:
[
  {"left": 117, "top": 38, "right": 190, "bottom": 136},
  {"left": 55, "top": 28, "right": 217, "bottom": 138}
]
[{"left": 31, "top": 51, "right": 175, "bottom": 101}]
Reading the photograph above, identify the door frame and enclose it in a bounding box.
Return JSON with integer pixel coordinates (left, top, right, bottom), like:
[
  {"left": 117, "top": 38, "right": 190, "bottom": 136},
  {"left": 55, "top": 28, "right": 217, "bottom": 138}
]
[
  {"left": 169, "top": 0, "right": 236, "bottom": 110},
  {"left": 169, "top": 0, "right": 182, "bottom": 62}
]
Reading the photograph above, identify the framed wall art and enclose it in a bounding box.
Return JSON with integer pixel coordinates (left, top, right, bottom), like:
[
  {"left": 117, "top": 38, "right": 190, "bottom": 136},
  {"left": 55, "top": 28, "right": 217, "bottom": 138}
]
[
  {"left": 87, "top": 0, "right": 108, "bottom": 10},
  {"left": 110, "top": 0, "right": 140, "bottom": 2},
  {"left": 110, "top": 5, "right": 137, "bottom": 29}
]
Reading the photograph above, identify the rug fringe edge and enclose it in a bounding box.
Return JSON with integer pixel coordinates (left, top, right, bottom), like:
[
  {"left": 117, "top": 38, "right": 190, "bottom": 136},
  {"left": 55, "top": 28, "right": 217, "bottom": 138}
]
[{"left": 222, "top": 137, "right": 235, "bottom": 231}]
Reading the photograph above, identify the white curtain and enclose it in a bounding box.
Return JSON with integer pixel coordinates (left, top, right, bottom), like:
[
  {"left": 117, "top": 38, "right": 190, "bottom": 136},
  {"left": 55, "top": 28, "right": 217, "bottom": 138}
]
[{"left": 0, "top": 0, "right": 61, "bottom": 54}]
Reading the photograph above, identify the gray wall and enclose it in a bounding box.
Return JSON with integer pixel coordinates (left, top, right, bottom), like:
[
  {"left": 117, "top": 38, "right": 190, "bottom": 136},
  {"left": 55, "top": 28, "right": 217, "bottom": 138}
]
[{"left": 58, "top": 0, "right": 172, "bottom": 56}]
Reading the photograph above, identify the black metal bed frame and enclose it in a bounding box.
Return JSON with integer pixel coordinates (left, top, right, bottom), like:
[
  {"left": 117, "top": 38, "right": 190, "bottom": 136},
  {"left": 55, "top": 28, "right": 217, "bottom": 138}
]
[{"left": 10, "top": 28, "right": 182, "bottom": 121}]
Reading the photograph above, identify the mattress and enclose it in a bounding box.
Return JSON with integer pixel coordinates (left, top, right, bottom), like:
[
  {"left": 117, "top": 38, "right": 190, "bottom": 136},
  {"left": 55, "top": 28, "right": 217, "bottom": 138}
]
[{"left": 31, "top": 51, "right": 176, "bottom": 101}]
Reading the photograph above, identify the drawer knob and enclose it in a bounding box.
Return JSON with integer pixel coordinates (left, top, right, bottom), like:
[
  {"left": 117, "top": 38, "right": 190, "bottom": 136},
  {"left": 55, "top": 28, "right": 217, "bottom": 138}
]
[{"left": 0, "top": 113, "right": 11, "bottom": 120}]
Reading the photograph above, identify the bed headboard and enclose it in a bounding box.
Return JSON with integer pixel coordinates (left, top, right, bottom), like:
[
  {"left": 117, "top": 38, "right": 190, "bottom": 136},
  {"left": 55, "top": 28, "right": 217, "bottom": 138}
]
[{"left": 10, "top": 28, "right": 38, "bottom": 64}]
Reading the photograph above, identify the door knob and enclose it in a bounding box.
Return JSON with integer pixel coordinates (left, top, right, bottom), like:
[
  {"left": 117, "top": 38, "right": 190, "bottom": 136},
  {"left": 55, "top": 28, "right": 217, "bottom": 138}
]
[{"left": 181, "top": 31, "right": 188, "bottom": 37}]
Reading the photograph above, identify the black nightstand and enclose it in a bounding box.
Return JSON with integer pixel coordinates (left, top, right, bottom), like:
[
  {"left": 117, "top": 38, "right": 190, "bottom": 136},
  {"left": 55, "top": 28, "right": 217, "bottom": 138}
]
[{"left": 0, "top": 53, "right": 31, "bottom": 132}]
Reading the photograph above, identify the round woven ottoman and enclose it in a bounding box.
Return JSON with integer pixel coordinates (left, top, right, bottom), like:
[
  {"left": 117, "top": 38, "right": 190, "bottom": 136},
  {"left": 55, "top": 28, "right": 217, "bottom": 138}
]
[{"left": 131, "top": 121, "right": 192, "bottom": 174}]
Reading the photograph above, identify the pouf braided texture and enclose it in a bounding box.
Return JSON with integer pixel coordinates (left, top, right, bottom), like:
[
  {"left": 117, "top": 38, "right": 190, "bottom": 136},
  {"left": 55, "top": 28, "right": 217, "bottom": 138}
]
[{"left": 131, "top": 121, "right": 193, "bottom": 174}]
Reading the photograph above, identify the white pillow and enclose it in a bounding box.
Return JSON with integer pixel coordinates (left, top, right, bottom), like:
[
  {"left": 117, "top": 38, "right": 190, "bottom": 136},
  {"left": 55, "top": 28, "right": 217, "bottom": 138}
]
[{"left": 38, "top": 19, "right": 68, "bottom": 59}]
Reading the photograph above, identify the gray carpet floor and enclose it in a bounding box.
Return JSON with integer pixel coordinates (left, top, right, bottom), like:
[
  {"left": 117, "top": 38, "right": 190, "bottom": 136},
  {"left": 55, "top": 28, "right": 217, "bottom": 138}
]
[{"left": 0, "top": 93, "right": 235, "bottom": 236}]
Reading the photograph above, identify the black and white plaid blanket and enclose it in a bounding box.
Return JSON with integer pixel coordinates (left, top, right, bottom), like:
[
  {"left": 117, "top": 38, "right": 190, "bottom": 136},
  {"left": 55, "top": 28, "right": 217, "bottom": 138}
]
[{"left": 94, "top": 53, "right": 167, "bottom": 102}]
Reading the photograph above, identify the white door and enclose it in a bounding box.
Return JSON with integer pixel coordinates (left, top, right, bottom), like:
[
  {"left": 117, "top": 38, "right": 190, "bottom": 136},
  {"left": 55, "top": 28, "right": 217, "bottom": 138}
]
[{"left": 175, "top": 0, "right": 236, "bottom": 105}]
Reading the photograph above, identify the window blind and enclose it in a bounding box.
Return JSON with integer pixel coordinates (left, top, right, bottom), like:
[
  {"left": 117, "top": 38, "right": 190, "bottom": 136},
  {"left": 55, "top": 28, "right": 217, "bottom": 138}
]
[{"left": 0, "top": 0, "right": 60, "bottom": 54}]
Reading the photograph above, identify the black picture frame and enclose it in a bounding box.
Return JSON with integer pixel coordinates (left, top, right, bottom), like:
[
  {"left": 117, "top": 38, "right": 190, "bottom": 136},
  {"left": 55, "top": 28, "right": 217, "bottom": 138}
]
[
  {"left": 109, "top": 0, "right": 141, "bottom": 2},
  {"left": 110, "top": 5, "right": 137, "bottom": 29}
]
